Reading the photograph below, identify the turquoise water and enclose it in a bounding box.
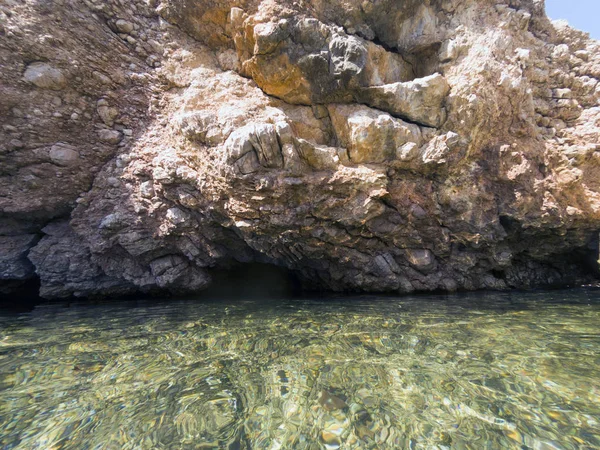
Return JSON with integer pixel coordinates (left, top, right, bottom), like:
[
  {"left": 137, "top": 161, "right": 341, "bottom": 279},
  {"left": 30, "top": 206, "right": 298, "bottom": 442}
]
[{"left": 0, "top": 289, "right": 599, "bottom": 449}]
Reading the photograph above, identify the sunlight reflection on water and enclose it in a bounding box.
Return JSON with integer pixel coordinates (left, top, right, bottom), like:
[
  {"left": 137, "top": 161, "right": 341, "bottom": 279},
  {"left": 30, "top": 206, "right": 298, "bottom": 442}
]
[{"left": 0, "top": 289, "right": 599, "bottom": 449}]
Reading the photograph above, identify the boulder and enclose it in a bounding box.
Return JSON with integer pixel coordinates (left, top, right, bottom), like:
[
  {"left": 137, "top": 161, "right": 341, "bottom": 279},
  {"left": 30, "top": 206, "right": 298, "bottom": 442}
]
[
  {"left": 328, "top": 104, "right": 423, "bottom": 163},
  {"left": 357, "top": 73, "right": 450, "bottom": 127},
  {"left": 23, "top": 62, "right": 67, "bottom": 90},
  {"left": 49, "top": 143, "right": 79, "bottom": 166}
]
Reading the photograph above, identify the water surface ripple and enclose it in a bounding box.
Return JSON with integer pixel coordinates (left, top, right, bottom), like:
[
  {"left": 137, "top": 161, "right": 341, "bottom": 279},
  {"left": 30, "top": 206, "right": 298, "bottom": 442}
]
[{"left": 0, "top": 289, "right": 599, "bottom": 449}]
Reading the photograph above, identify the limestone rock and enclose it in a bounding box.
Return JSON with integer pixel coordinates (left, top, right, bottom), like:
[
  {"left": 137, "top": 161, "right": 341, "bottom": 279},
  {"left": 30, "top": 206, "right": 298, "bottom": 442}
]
[
  {"left": 328, "top": 104, "right": 423, "bottom": 163},
  {"left": 97, "top": 100, "right": 120, "bottom": 127},
  {"left": 149, "top": 255, "right": 211, "bottom": 291},
  {"left": 356, "top": 74, "right": 451, "bottom": 127},
  {"left": 23, "top": 62, "right": 67, "bottom": 90},
  {"left": 28, "top": 222, "right": 136, "bottom": 299},
  {"left": 115, "top": 19, "right": 134, "bottom": 34},
  {"left": 0, "top": 235, "right": 38, "bottom": 281},
  {"left": 225, "top": 123, "right": 284, "bottom": 174},
  {"left": 295, "top": 139, "right": 349, "bottom": 170},
  {"left": 405, "top": 249, "right": 435, "bottom": 272},
  {"left": 234, "top": 15, "right": 414, "bottom": 105},
  {"left": 177, "top": 111, "right": 217, "bottom": 145},
  {"left": 97, "top": 129, "right": 123, "bottom": 144},
  {"left": 49, "top": 143, "right": 79, "bottom": 166}
]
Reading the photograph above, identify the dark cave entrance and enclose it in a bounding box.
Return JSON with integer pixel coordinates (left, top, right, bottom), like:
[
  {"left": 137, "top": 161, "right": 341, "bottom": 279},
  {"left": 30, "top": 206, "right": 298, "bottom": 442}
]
[
  {"left": 543, "top": 232, "right": 600, "bottom": 282},
  {"left": 201, "top": 263, "right": 303, "bottom": 300},
  {"left": 0, "top": 276, "right": 42, "bottom": 313},
  {"left": 576, "top": 232, "right": 600, "bottom": 277}
]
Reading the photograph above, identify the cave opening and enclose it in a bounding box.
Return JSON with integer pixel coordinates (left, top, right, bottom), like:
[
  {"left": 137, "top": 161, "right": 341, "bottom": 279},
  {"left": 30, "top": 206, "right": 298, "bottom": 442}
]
[
  {"left": 200, "top": 263, "right": 303, "bottom": 300},
  {"left": 0, "top": 276, "right": 42, "bottom": 313},
  {"left": 576, "top": 232, "right": 600, "bottom": 277}
]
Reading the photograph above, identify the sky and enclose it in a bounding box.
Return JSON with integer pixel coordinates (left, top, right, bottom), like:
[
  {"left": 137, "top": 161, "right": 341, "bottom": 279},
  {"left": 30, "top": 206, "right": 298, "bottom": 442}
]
[{"left": 545, "top": 0, "right": 600, "bottom": 40}]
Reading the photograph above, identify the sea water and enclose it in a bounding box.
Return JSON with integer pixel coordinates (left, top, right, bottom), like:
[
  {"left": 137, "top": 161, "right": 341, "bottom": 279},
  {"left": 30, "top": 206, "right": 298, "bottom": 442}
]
[{"left": 0, "top": 289, "right": 599, "bottom": 449}]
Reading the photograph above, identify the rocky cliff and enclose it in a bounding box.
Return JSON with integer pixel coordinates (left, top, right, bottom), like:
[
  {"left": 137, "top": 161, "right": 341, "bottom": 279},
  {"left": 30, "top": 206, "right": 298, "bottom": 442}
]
[{"left": 1, "top": 0, "right": 600, "bottom": 299}]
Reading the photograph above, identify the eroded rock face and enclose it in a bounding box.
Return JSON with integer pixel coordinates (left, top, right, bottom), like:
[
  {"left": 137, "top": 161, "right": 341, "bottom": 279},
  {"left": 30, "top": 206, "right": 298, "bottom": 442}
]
[
  {"left": 233, "top": 11, "right": 415, "bottom": 106},
  {"left": 1, "top": 0, "right": 599, "bottom": 298}
]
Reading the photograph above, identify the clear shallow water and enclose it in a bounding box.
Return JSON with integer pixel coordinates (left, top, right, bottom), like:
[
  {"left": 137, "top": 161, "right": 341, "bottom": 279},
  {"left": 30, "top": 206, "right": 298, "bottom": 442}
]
[{"left": 0, "top": 290, "right": 599, "bottom": 450}]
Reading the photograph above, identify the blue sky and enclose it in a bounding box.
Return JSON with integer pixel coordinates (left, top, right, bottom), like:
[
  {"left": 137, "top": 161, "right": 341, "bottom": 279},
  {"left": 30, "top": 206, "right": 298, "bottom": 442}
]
[{"left": 545, "top": 0, "right": 599, "bottom": 40}]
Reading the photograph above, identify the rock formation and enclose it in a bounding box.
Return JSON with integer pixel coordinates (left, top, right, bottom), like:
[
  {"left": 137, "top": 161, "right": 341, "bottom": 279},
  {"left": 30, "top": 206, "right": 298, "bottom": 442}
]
[{"left": 1, "top": 0, "right": 599, "bottom": 299}]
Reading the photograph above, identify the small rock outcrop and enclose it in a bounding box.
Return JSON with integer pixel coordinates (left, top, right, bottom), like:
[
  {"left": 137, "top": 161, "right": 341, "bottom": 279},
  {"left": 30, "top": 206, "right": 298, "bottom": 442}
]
[{"left": 1, "top": 0, "right": 600, "bottom": 299}]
